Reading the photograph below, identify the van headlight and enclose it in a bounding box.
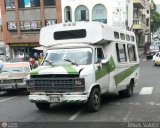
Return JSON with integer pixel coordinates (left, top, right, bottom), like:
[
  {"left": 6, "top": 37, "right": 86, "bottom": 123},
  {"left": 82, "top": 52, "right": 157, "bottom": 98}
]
[
  {"left": 74, "top": 78, "right": 85, "bottom": 86},
  {"left": 26, "top": 80, "right": 35, "bottom": 93},
  {"left": 74, "top": 78, "right": 85, "bottom": 92}
]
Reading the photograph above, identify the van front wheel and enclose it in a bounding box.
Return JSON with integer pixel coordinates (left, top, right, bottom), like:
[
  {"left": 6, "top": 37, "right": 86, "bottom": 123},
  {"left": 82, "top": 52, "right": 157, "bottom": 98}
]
[
  {"left": 35, "top": 103, "right": 50, "bottom": 110},
  {"left": 86, "top": 88, "right": 101, "bottom": 112}
]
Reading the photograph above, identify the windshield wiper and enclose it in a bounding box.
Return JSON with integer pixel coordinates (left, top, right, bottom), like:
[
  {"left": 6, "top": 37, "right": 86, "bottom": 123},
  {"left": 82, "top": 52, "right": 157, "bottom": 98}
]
[
  {"left": 12, "top": 70, "right": 21, "bottom": 72},
  {"left": 1, "top": 70, "right": 8, "bottom": 72},
  {"left": 45, "top": 59, "right": 54, "bottom": 66},
  {"left": 63, "top": 59, "right": 78, "bottom": 66}
]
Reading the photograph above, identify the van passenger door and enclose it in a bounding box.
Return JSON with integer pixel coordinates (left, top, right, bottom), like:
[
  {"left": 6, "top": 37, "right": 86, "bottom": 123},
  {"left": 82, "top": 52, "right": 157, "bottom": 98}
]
[{"left": 94, "top": 48, "right": 109, "bottom": 91}]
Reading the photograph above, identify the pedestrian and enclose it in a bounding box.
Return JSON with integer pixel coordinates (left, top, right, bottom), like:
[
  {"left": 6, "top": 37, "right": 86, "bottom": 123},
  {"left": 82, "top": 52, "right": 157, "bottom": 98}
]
[
  {"left": 29, "top": 57, "right": 38, "bottom": 69},
  {"left": 34, "top": 52, "right": 38, "bottom": 61},
  {"left": 38, "top": 53, "right": 43, "bottom": 65},
  {"left": 144, "top": 42, "right": 148, "bottom": 54}
]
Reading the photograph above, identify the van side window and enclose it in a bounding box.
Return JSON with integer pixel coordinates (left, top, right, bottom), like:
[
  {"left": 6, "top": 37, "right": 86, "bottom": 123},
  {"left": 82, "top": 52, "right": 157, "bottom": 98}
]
[
  {"left": 95, "top": 48, "right": 105, "bottom": 63},
  {"left": 114, "top": 32, "right": 119, "bottom": 39},
  {"left": 127, "top": 44, "right": 137, "bottom": 62},
  {"left": 116, "top": 43, "right": 127, "bottom": 62}
]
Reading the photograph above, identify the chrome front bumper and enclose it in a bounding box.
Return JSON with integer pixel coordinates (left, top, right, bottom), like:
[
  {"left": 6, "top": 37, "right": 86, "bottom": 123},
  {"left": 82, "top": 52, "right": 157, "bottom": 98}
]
[
  {"left": 0, "top": 83, "right": 26, "bottom": 90},
  {"left": 29, "top": 94, "right": 88, "bottom": 103}
]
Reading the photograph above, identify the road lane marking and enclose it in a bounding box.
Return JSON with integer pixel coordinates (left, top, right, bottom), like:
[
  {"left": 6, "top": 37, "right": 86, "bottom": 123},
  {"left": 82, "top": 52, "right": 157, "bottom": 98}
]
[
  {"left": 123, "top": 107, "right": 132, "bottom": 122},
  {"left": 0, "top": 96, "right": 17, "bottom": 103},
  {"left": 69, "top": 109, "right": 83, "bottom": 121},
  {"left": 110, "top": 102, "right": 160, "bottom": 106},
  {"left": 139, "top": 87, "right": 153, "bottom": 95},
  {"left": 146, "top": 102, "right": 155, "bottom": 106},
  {"left": 155, "top": 103, "right": 160, "bottom": 106}
]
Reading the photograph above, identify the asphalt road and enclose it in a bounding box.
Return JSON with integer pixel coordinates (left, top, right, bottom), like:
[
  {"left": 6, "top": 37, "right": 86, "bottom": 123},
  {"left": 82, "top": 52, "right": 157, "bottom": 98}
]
[{"left": 0, "top": 56, "right": 160, "bottom": 128}]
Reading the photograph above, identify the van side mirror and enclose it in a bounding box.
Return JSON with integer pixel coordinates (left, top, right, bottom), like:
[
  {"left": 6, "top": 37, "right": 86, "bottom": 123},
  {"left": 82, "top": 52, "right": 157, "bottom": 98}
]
[
  {"left": 101, "top": 59, "right": 109, "bottom": 69},
  {"left": 101, "top": 59, "right": 108, "bottom": 64}
]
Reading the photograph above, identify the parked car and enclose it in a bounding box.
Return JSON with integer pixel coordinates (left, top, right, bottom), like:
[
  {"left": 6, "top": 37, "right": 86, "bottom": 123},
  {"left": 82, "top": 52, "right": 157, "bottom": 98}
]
[
  {"left": 153, "top": 52, "right": 160, "bottom": 66},
  {"left": 0, "top": 62, "right": 31, "bottom": 92},
  {"left": 9, "top": 58, "right": 29, "bottom": 63},
  {"left": 146, "top": 45, "right": 159, "bottom": 59}
]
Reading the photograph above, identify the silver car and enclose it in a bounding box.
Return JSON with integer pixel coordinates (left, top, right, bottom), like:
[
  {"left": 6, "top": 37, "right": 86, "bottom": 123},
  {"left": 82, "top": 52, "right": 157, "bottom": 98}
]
[{"left": 0, "top": 62, "right": 31, "bottom": 91}]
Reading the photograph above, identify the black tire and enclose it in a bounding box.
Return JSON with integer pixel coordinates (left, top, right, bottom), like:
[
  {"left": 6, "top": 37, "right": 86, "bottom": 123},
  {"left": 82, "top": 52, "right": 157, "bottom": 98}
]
[
  {"left": 35, "top": 103, "right": 50, "bottom": 110},
  {"left": 146, "top": 56, "right": 152, "bottom": 60},
  {"left": 23, "top": 89, "right": 30, "bottom": 95},
  {"left": 126, "top": 83, "right": 134, "bottom": 97},
  {"left": 118, "top": 90, "right": 126, "bottom": 97},
  {"left": 119, "top": 81, "right": 134, "bottom": 97},
  {"left": 146, "top": 56, "right": 149, "bottom": 60},
  {"left": 153, "top": 61, "right": 157, "bottom": 66},
  {"left": 86, "top": 88, "right": 101, "bottom": 112}
]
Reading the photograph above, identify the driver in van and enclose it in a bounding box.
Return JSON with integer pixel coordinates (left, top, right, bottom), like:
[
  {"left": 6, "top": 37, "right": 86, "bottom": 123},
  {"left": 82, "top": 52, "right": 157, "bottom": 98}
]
[{"left": 97, "top": 48, "right": 104, "bottom": 63}]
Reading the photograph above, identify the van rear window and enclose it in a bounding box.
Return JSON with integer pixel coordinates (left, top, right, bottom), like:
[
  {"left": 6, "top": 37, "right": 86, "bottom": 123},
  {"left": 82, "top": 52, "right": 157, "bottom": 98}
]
[{"left": 54, "top": 29, "right": 86, "bottom": 40}]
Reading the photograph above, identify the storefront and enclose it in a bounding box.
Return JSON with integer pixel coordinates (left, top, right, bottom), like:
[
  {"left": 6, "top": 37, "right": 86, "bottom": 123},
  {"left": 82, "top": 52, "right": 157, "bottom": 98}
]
[{"left": 9, "top": 43, "right": 41, "bottom": 59}]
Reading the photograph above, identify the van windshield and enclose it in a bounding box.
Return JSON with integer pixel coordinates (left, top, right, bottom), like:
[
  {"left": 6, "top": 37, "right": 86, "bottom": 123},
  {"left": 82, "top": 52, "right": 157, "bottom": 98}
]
[{"left": 42, "top": 48, "right": 92, "bottom": 66}]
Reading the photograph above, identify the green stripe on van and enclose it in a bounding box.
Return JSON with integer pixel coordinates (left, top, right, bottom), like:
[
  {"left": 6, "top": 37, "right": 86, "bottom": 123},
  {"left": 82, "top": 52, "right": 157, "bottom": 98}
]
[
  {"left": 114, "top": 64, "right": 139, "bottom": 86},
  {"left": 63, "top": 66, "right": 79, "bottom": 74},
  {"left": 96, "top": 56, "right": 116, "bottom": 80},
  {"left": 30, "top": 67, "right": 49, "bottom": 75}
]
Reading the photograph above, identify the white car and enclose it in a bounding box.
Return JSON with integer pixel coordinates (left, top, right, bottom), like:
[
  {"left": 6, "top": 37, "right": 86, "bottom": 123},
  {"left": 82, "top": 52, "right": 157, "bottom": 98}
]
[{"left": 153, "top": 52, "right": 160, "bottom": 66}]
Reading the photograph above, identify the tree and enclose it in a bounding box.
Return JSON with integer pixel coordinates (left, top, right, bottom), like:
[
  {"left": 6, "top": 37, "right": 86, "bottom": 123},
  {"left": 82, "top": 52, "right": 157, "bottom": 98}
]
[{"left": 151, "top": 0, "right": 160, "bottom": 33}]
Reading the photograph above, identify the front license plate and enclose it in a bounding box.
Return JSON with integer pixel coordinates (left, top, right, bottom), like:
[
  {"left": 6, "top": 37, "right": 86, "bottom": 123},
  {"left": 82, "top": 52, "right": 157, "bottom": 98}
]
[{"left": 50, "top": 97, "right": 60, "bottom": 103}]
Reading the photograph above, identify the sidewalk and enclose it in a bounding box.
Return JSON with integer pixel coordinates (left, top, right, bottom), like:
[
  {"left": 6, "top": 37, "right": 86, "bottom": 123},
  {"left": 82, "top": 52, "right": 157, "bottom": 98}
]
[{"left": 138, "top": 48, "right": 144, "bottom": 57}]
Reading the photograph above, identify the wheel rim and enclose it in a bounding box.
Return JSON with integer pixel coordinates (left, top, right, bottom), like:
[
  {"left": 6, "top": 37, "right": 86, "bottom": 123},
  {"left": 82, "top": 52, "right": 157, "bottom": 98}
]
[
  {"left": 128, "top": 85, "right": 133, "bottom": 95},
  {"left": 93, "top": 93, "right": 100, "bottom": 106}
]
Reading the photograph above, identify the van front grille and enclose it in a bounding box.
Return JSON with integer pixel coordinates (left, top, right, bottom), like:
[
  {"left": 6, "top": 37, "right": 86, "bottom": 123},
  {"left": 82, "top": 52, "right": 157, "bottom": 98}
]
[{"left": 26, "top": 78, "right": 80, "bottom": 92}]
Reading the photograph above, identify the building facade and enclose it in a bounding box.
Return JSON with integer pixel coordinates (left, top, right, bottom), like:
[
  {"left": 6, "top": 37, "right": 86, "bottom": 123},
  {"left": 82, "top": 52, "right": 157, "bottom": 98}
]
[
  {"left": 145, "top": 0, "right": 151, "bottom": 43},
  {"left": 0, "top": 0, "right": 151, "bottom": 56},
  {"left": 61, "top": 0, "right": 133, "bottom": 30},
  {"left": 0, "top": 8, "right": 3, "bottom": 44},
  {"left": 61, "top": 0, "right": 151, "bottom": 46},
  {"left": 0, "top": 0, "right": 62, "bottom": 58},
  {"left": 132, "top": 0, "right": 151, "bottom": 46},
  {"left": 0, "top": 7, "right": 6, "bottom": 59}
]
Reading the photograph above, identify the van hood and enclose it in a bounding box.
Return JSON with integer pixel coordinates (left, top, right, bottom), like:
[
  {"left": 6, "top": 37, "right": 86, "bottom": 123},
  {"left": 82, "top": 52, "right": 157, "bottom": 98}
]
[{"left": 30, "top": 65, "right": 85, "bottom": 75}]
